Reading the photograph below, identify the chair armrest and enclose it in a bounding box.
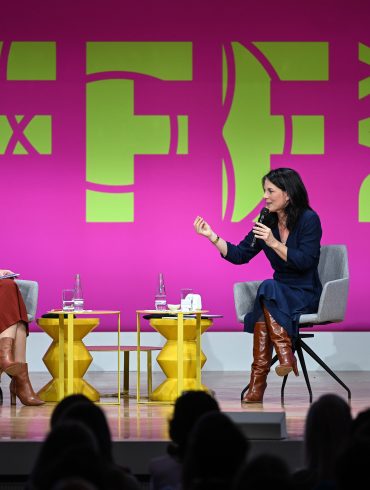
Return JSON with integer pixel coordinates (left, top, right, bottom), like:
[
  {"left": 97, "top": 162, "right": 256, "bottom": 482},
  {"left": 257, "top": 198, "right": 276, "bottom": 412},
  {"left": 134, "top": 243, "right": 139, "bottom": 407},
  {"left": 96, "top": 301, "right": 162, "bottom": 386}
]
[
  {"left": 233, "top": 281, "right": 262, "bottom": 323},
  {"left": 15, "top": 280, "right": 39, "bottom": 323},
  {"left": 315, "top": 278, "right": 349, "bottom": 323}
]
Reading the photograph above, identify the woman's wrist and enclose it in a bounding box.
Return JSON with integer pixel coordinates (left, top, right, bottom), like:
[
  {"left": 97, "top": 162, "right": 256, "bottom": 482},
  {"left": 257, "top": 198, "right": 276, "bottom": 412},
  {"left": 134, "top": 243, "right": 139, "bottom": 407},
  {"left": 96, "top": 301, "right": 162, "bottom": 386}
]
[
  {"left": 210, "top": 232, "right": 219, "bottom": 244},
  {"left": 270, "top": 238, "right": 281, "bottom": 250}
]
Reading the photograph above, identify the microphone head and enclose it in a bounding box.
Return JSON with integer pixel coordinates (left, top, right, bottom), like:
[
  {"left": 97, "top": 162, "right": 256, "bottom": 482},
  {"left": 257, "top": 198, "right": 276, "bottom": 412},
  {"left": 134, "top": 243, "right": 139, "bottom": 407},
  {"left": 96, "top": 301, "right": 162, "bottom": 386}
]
[{"left": 259, "top": 207, "right": 270, "bottom": 222}]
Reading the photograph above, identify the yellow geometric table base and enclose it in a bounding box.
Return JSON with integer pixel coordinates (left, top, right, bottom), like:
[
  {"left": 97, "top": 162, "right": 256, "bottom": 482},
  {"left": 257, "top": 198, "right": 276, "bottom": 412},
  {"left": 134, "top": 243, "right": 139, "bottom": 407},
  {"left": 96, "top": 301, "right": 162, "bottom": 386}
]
[
  {"left": 149, "top": 317, "right": 213, "bottom": 402},
  {"left": 36, "top": 318, "right": 100, "bottom": 402}
]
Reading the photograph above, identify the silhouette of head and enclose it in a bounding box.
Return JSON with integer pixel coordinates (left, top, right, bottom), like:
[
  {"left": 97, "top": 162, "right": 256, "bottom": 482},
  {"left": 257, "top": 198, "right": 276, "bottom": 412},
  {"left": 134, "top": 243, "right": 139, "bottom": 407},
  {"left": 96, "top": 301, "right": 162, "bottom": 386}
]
[
  {"left": 304, "top": 393, "right": 352, "bottom": 479},
  {"left": 29, "top": 421, "right": 104, "bottom": 489},
  {"left": 51, "top": 394, "right": 92, "bottom": 428},
  {"left": 352, "top": 408, "right": 370, "bottom": 439},
  {"left": 234, "top": 454, "right": 294, "bottom": 490},
  {"left": 56, "top": 400, "right": 113, "bottom": 462},
  {"left": 168, "top": 390, "right": 220, "bottom": 459},
  {"left": 183, "top": 411, "right": 249, "bottom": 489}
]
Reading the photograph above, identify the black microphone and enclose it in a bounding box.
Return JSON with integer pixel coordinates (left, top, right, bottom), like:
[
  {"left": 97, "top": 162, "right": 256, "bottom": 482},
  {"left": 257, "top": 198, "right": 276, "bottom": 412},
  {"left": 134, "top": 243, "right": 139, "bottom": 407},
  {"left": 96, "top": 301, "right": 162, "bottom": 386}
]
[{"left": 251, "top": 207, "right": 270, "bottom": 248}]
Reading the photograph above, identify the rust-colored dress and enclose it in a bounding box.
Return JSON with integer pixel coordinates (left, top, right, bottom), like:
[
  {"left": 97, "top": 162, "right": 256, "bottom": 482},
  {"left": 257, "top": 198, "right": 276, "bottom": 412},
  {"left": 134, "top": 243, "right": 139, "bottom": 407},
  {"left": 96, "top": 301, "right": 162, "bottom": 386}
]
[{"left": 0, "top": 279, "right": 29, "bottom": 334}]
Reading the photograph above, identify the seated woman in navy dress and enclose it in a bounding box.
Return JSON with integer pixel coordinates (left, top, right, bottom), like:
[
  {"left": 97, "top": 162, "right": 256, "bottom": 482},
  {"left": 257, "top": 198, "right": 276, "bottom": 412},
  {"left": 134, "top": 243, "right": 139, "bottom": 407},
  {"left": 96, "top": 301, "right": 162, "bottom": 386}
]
[{"left": 194, "top": 168, "right": 322, "bottom": 403}]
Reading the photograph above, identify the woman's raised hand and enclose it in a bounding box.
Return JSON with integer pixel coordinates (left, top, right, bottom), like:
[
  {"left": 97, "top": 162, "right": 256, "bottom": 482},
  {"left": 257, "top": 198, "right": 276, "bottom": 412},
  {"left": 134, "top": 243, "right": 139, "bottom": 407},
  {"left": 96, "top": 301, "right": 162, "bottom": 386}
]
[{"left": 193, "top": 216, "right": 213, "bottom": 239}]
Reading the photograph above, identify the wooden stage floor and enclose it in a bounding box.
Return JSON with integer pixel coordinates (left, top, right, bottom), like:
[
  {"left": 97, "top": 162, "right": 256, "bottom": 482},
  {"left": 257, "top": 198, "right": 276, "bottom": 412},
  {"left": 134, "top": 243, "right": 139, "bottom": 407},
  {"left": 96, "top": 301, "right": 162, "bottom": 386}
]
[{"left": 0, "top": 370, "right": 369, "bottom": 476}]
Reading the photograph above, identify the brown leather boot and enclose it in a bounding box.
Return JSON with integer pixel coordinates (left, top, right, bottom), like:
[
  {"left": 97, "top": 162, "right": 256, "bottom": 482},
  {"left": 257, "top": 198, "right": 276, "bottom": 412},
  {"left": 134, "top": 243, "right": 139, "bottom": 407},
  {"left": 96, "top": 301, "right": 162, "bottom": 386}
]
[
  {"left": 262, "top": 304, "right": 299, "bottom": 377},
  {"left": 242, "top": 322, "right": 273, "bottom": 403},
  {"left": 0, "top": 337, "right": 22, "bottom": 377},
  {"left": 9, "top": 363, "right": 45, "bottom": 406}
]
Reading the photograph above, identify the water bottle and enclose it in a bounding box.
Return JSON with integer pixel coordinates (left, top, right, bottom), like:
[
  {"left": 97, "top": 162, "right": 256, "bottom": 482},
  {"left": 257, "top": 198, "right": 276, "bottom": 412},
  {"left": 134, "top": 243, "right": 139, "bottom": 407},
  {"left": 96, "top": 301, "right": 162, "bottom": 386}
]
[
  {"left": 73, "top": 273, "right": 84, "bottom": 311},
  {"left": 155, "top": 273, "right": 167, "bottom": 310}
]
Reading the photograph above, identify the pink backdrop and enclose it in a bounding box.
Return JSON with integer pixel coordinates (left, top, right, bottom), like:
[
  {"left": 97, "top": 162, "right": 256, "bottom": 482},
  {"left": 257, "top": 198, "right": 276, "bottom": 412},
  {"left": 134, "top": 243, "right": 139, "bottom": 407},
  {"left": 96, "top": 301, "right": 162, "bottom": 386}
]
[{"left": 1, "top": 0, "right": 369, "bottom": 331}]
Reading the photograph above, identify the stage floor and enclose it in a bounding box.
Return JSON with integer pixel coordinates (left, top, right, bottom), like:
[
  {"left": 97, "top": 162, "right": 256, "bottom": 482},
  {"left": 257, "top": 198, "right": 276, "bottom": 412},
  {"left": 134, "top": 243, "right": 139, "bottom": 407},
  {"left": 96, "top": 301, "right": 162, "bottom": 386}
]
[{"left": 0, "top": 370, "right": 368, "bottom": 476}]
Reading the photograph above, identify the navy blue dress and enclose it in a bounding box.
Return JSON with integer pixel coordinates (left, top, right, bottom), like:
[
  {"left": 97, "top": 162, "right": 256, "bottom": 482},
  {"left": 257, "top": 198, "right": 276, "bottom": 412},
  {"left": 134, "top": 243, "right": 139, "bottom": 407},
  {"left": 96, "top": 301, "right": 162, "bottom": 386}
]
[{"left": 223, "top": 209, "right": 322, "bottom": 339}]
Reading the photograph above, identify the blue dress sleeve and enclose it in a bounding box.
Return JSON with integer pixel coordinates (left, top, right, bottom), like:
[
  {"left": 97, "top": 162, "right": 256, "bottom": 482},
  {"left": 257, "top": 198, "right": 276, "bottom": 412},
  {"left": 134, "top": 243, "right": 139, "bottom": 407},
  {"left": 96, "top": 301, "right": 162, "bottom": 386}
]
[
  {"left": 286, "top": 211, "right": 322, "bottom": 271},
  {"left": 222, "top": 230, "right": 262, "bottom": 265}
]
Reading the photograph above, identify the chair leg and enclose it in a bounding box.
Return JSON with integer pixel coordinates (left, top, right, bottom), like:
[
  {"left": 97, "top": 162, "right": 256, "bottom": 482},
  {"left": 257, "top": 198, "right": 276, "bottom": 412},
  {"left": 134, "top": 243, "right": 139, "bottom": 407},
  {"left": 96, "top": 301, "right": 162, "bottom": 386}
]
[
  {"left": 123, "top": 351, "right": 129, "bottom": 394},
  {"left": 280, "top": 374, "right": 288, "bottom": 403},
  {"left": 300, "top": 340, "right": 351, "bottom": 401},
  {"left": 147, "top": 351, "right": 153, "bottom": 397},
  {"left": 295, "top": 342, "right": 313, "bottom": 403},
  {"left": 279, "top": 341, "right": 313, "bottom": 403}
]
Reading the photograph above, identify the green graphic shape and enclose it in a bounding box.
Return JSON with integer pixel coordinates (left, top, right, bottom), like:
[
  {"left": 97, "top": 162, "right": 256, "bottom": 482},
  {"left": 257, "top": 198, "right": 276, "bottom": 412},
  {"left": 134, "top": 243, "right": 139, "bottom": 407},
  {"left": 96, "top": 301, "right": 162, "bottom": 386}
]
[
  {"left": 359, "top": 116, "right": 370, "bottom": 222},
  {"left": 359, "top": 44, "right": 370, "bottom": 99},
  {"left": 87, "top": 42, "right": 192, "bottom": 80},
  {"left": 23, "top": 116, "right": 52, "bottom": 154},
  {"left": 222, "top": 49, "right": 228, "bottom": 104},
  {"left": 0, "top": 116, "right": 12, "bottom": 153},
  {"left": 222, "top": 160, "right": 227, "bottom": 219},
  {"left": 0, "top": 42, "right": 3, "bottom": 56},
  {"left": 222, "top": 42, "right": 328, "bottom": 222},
  {"left": 0, "top": 115, "right": 52, "bottom": 154},
  {"left": 86, "top": 42, "right": 192, "bottom": 223},
  {"left": 87, "top": 79, "right": 170, "bottom": 186},
  {"left": 359, "top": 118, "right": 370, "bottom": 148},
  {"left": 86, "top": 191, "right": 134, "bottom": 222},
  {"left": 14, "top": 142, "right": 28, "bottom": 154},
  {"left": 291, "top": 116, "right": 324, "bottom": 154},
  {"left": 7, "top": 42, "right": 56, "bottom": 80},
  {"left": 177, "top": 115, "right": 188, "bottom": 154},
  {"left": 222, "top": 43, "right": 284, "bottom": 222},
  {"left": 254, "top": 42, "right": 329, "bottom": 81},
  {"left": 359, "top": 78, "right": 370, "bottom": 99},
  {"left": 359, "top": 175, "right": 370, "bottom": 222},
  {"left": 359, "top": 43, "right": 370, "bottom": 65}
]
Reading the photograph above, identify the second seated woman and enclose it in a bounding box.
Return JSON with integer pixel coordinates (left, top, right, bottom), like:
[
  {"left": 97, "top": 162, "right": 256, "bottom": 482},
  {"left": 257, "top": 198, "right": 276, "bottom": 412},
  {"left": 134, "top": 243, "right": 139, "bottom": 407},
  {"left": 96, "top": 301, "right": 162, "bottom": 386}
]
[{"left": 0, "top": 272, "right": 44, "bottom": 406}]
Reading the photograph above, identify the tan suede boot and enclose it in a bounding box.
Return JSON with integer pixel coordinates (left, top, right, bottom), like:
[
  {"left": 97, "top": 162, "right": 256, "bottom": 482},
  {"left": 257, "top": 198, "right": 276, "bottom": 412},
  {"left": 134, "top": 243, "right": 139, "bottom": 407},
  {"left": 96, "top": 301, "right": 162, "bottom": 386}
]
[
  {"left": 9, "top": 363, "right": 45, "bottom": 406},
  {"left": 0, "top": 337, "right": 22, "bottom": 377}
]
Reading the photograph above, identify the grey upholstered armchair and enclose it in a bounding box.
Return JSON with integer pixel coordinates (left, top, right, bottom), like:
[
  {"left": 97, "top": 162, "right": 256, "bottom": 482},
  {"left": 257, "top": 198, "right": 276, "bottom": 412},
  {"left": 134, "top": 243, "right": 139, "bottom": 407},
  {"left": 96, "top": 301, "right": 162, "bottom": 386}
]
[
  {"left": 0, "top": 280, "right": 38, "bottom": 404},
  {"left": 234, "top": 245, "right": 351, "bottom": 403},
  {"left": 15, "top": 280, "right": 39, "bottom": 323}
]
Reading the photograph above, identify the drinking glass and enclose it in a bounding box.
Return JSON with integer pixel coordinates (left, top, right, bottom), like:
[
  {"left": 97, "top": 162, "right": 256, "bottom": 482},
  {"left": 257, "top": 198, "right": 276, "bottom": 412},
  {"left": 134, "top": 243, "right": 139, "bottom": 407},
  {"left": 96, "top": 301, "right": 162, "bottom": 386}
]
[
  {"left": 181, "top": 288, "right": 193, "bottom": 311},
  {"left": 62, "top": 289, "right": 75, "bottom": 311}
]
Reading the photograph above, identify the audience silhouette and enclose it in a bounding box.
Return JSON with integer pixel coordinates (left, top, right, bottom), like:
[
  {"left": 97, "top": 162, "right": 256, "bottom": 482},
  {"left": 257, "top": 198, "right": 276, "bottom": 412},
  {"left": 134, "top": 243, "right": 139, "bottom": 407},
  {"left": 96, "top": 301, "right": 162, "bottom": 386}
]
[
  {"left": 25, "top": 390, "right": 365, "bottom": 490},
  {"left": 293, "top": 393, "right": 352, "bottom": 490},
  {"left": 234, "top": 454, "right": 295, "bottom": 490},
  {"left": 149, "top": 390, "right": 220, "bottom": 490},
  {"left": 28, "top": 394, "right": 140, "bottom": 490},
  {"left": 182, "top": 411, "right": 249, "bottom": 490},
  {"left": 50, "top": 394, "right": 92, "bottom": 428},
  {"left": 26, "top": 421, "right": 105, "bottom": 489}
]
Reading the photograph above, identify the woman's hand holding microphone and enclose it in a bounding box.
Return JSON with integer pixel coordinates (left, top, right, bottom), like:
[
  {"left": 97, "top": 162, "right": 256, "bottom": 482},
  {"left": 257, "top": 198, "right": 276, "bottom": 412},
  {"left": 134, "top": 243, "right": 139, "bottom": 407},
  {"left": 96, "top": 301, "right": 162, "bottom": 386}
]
[{"left": 252, "top": 222, "right": 277, "bottom": 248}]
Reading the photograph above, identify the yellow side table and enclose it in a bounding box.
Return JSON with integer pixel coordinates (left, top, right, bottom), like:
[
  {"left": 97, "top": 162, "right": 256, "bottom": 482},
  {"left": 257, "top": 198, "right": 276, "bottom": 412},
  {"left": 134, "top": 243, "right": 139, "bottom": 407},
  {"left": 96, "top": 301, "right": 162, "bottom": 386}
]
[
  {"left": 40, "top": 310, "right": 121, "bottom": 404},
  {"left": 149, "top": 316, "right": 213, "bottom": 402},
  {"left": 136, "top": 310, "right": 219, "bottom": 403},
  {"left": 37, "top": 317, "right": 100, "bottom": 402}
]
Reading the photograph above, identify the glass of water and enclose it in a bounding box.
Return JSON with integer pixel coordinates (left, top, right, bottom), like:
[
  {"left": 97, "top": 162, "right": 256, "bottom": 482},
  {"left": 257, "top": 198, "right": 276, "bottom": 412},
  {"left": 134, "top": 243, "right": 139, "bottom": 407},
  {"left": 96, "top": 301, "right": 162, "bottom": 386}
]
[
  {"left": 180, "top": 288, "right": 193, "bottom": 311},
  {"left": 62, "top": 289, "right": 75, "bottom": 311}
]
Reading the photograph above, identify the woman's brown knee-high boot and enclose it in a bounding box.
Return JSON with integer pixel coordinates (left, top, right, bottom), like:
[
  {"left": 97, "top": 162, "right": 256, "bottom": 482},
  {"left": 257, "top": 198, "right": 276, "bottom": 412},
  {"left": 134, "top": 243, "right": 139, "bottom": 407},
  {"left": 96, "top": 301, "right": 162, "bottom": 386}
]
[
  {"left": 9, "top": 363, "right": 44, "bottom": 406},
  {"left": 242, "top": 322, "right": 273, "bottom": 403},
  {"left": 0, "top": 337, "right": 22, "bottom": 377},
  {"left": 262, "top": 304, "right": 299, "bottom": 377}
]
